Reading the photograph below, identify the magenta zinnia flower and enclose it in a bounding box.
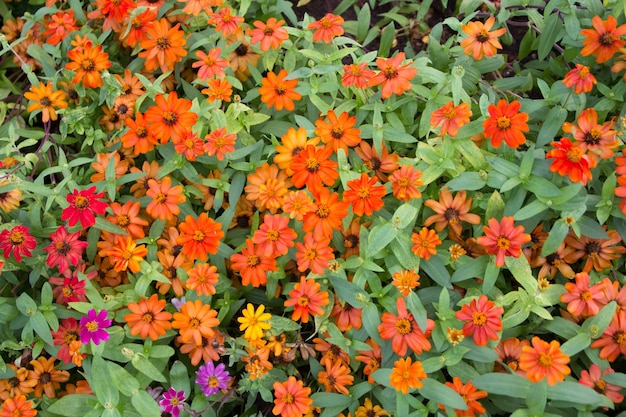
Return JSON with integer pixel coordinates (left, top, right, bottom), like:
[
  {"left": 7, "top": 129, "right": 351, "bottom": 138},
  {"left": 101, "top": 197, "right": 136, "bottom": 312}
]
[
  {"left": 159, "top": 387, "right": 186, "bottom": 417},
  {"left": 43, "top": 225, "right": 88, "bottom": 273},
  {"left": 0, "top": 225, "right": 37, "bottom": 262},
  {"left": 61, "top": 186, "right": 108, "bottom": 228},
  {"left": 456, "top": 295, "right": 504, "bottom": 346},
  {"left": 195, "top": 362, "right": 231, "bottom": 396},
  {"left": 80, "top": 309, "right": 112, "bottom": 345}
]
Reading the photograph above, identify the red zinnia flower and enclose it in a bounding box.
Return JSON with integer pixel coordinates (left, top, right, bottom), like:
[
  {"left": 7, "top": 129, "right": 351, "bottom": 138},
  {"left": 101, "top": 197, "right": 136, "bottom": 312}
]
[
  {"left": 390, "top": 165, "right": 423, "bottom": 201},
  {"left": 483, "top": 99, "right": 529, "bottom": 149},
  {"left": 43, "top": 225, "right": 88, "bottom": 273},
  {"left": 342, "top": 62, "right": 374, "bottom": 89},
  {"left": 315, "top": 110, "right": 361, "bottom": 153},
  {"left": 272, "top": 376, "right": 312, "bottom": 417},
  {"left": 289, "top": 145, "right": 339, "bottom": 192},
  {"left": 107, "top": 235, "right": 148, "bottom": 274},
  {"left": 410, "top": 227, "right": 442, "bottom": 260},
  {"left": 302, "top": 187, "right": 350, "bottom": 241},
  {"left": 456, "top": 295, "right": 504, "bottom": 346},
  {"left": 579, "top": 364, "right": 624, "bottom": 404},
  {"left": 44, "top": 9, "right": 78, "bottom": 46},
  {"left": 567, "top": 107, "right": 618, "bottom": 160},
  {"left": 192, "top": 48, "right": 229, "bottom": 80},
  {"left": 204, "top": 127, "right": 236, "bottom": 161},
  {"left": 546, "top": 138, "right": 594, "bottom": 185},
  {"left": 581, "top": 15, "right": 626, "bottom": 63},
  {"left": 378, "top": 297, "right": 435, "bottom": 356},
  {"left": 61, "top": 186, "right": 108, "bottom": 228},
  {"left": 590, "top": 312, "right": 626, "bottom": 362},
  {"left": 0, "top": 225, "right": 37, "bottom": 263},
  {"left": 476, "top": 216, "right": 531, "bottom": 267},
  {"left": 208, "top": 7, "right": 244, "bottom": 36},
  {"left": 295, "top": 233, "right": 334, "bottom": 275},
  {"left": 252, "top": 214, "right": 297, "bottom": 257},
  {"left": 230, "top": 239, "right": 278, "bottom": 287},
  {"left": 560, "top": 272, "right": 606, "bottom": 319},
  {"left": 250, "top": 18, "right": 289, "bottom": 51},
  {"left": 460, "top": 16, "right": 507, "bottom": 60},
  {"left": 259, "top": 69, "right": 302, "bottom": 112}
]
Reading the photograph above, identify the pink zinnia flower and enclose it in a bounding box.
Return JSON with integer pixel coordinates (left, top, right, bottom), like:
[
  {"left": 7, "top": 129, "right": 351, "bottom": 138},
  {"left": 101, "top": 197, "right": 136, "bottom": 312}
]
[
  {"left": 560, "top": 272, "right": 606, "bottom": 319},
  {"left": 80, "top": 309, "right": 112, "bottom": 345},
  {"left": 579, "top": 364, "right": 624, "bottom": 404},
  {"left": 43, "top": 225, "right": 88, "bottom": 273}
]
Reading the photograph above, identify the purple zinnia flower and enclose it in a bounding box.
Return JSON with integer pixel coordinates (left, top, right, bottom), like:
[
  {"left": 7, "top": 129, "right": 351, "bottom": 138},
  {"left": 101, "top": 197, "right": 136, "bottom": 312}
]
[
  {"left": 159, "top": 387, "right": 186, "bottom": 417},
  {"left": 171, "top": 297, "right": 186, "bottom": 311},
  {"left": 196, "top": 362, "right": 231, "bottom": 396},
  {"left": 79, "top": 309, "right": 112, "bottom": 345}
]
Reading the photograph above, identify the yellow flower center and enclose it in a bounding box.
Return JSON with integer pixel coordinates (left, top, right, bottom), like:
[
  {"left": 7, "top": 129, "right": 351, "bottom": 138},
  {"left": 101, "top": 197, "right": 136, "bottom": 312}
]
[
  {"left": 395, "top": 318, "right": 412, "bottom": 335},
  {"left": 73, "top": 195, "right": 89, "bottom": 209},
  {"left": 142, "top": 313, "right": 153, "bottom": 323},
  {"left": 472, "top": 311, "right": 487, "bottom": 326},
  {"left": 156, "top": 36, "right": 171, "bottom": 50},
  {"left": 154, "top": 193, "right": 167, "bottom": 203},
  {"left": 398, "top": 177, "right": 411, "bottom": 187},
  {"left": 247, "top": 254, "right": 259, "bottom": 267},
  {"left": 9, "top": 231, "right": 24, "bottom": 245},
  {"left": 81, "top": 59, "right": 95, "bottom": 71},
  {"left": 566, "top": 146, "right": 583, "bottom": 163},
  {"left": 383, "top": 65, "right": 398, "bottom": 79},
  {"left": 443, "top": 107, "right": 456, "bottom": 120},
  {"left": 316, "top": 205, "right": 330, "bottom": 218},
  {"left": 163, "top": 112, "right": 178, "bottom": 125},
  {"left": 189, "top": 318, "right": 200, "bottom": 329},
  {"left": 476, "top": 29, "right": 490, "bottom": 43},
  {"left": 599, "top": 33, "right": 616, "bottom": 46},
  {"left": 496, "top": 236, "right": 511, "bottom": 250},
  {"left": 122, "top": 249, "right": 133, "bottom": 260},
  {"left": 538, "top": 353, "right": 553, "bottom": 368},
  {"left": 613, "top": 331, "right": 626, "bottom": 346},
  {"left": 193, "top": 230, "right": 205, "bottom": 242},
  {"left": 117, "top": 214, "right": 130, "bottom": 226},
  {"left": 208, "top": 376, "right": 219, "bottom": 388},
  {"left": 297, "top": 295, "right": 310, "bottom": 306},
  {"left": 331, "top": 126, "right": 344, "bottom": 139},
  {"left": 496, "top": 116, "right": 511, "bottom": 130},
  {"left": 55, "top": 241, "right": 71, "bottom": 255},
  {"left": 266, "top": 230, "right": 279, "bottom": 242},
  {"left": 282, "top": 393, "right": 295, "bottom": 405},
  {"left": 86, "top": 321, "right": 98, "bottom": 331},
  {"left": 304, "top": 248, "right": 317, "bottom": 260},
  {"left": 578, "top": 66, "right": 590, "bottom": 78},
  {"left": 581, "top": 290, "right": 593, "bottom": 301},
  {"left": 305, "top": 158, "right": 320, "bottom": 172},
  {"left": 357, "top": 187, "right": 370, "bottom": 199}
]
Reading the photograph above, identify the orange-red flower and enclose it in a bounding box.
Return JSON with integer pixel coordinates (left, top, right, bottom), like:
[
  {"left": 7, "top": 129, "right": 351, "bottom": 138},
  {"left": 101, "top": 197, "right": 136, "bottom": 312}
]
[
  {"left": 318, "top": 359, "right": 353, "bottom": 395},
  {"left": 204, "top": 127, "right": 236, "bottom": 160},
  {"left": 124, "top": 294, "right": 173, "bottom": 340},
  {"left": 295, "top": 233, "right": 334, "bottom": 275},
  {"left": 410, "top": 227, "right": 442, "bottom": 260},
  {"left": 107, "top": 235, "right": 148, "bottom": 273},
  {"left": 315, "top": 110, "right": 361, "bottom": 153},
  {"left": 24, "top": 81, "right": 67, "bottom": 123},
  {"left": 284, "top": 276, "right": 329, "bottom": 323},
  {"left": 564, "top": 229, "right": 626, "bottom": 273},
  {"left": 193, "top": 48, "right": 229, "bottom": 80},
  {"left": 581, "top": 15, "right": 626, "bottom": 63},
  {"left": 120, "top": 8, "right": 156, "bottom": 48},
  {"left": 476, "top": 216, "right": 531, "bottom": 268},
  {"left": 546, "top": 138, "right": 594, "bottom": 185},
  {"left": 244, "top": 163, "right": 291, "bottom": 212},
  {"left": 389, "top": 165, "right": 423, "bottom": 202},
  {"left": 144, "top": 91, "right": 198, "bottom": 144},
  {"left": 252, "top": 214, "right": 297, "bottom": 257},
  {"left": 202, "top": 78, "right": 233, "bottom": 103},
  {"left": 456, "top": 295, "right": 504, "bottom": 346},
  {"left": 44, "top": 9, "right": 78, "bottom": 45},
  {"left": 355, "top": 339, "right": 381, "bottom": 384},
  {"left": 171, "top": 300, "right": 220, "bottom": 346},
  {"left": 272, "top": 376, "right": 312, "bottom": 417},
  {"left": 494, "top": 337, "right": 530, "bottom": 376},
  {"left": 65, "top": 42, "right": 111, "bottom": 88},
  {"left": 392, "top": 269, "right": 420, "bottom": 296},
  {"left": 378, "top": 297, "right": 435, "bottom": 356},
  {"left": 186, "top": 263, "right": 219, "bottom": 296},
  {"left": 106, "top": 200, "right": 148, "bottom": 239},
  {"left": 30, "top": 356, "right": 69, "bottom": 398},
  {"left": 173, "top": 130, "right": 204, "bottom": 161},
  {"left": 273, "top": 127, "right": 320, "bottom": 175},
  {"left": 259, "top": 69, "right": 302, "bottom": 111},
  {"left": 441, "top": 377, "right": 488, "bottom": 417},
  {"left": 355, "top": 140, "right": 399, "bottom": 181},
  {"left": 282, "top": 190, "right": 315, "bottom": 221},
  {"left": 289, "top": 145, "right": 339, "bottom": 193},
  {"left": 250, "top": 18, "right": 289, "bottom": 51},
  {"left": 209, "top": 7, "right": 244, "bottom": 36},
  {"left": 567, "top": 107, "right": 618, "bottom": 160},
  {"left": 308, "top": 13, "right": 344, "bottom": 43},
  {"left": 430, "top": 101, "right": 473, "bottom": 137},
  {"left": 121, "top": 112, "right": 159, "bottom": 155},
  {"left": 562, "top": 64, "right": 597, "bottom": 94},
  {"left": 424, "top": 189, "right": 481, "bottom": 235},
  {"left": 146, "top": 176, "right": 186, "bottom": 220},
  {"left": 460, "top": 16, "right": 507, "bottom": 60},
  {"left": 483, "top": 99, "right": 529, "bottom": 149},
  {"left": 519, "top": 336, "right": 571, "bottom": 385},
  {"left": 139, "top": 18, "right": 187, "bottom": 72},
  {"left": 368, "top": 52, "right": 417, "bottom": 99},
  {"left": 390, "top": 356, "right": 427, "bottom": 394},
  {"left": 177, "top": 213, "right": 224, "bottom": 261},
  {"left": 302, "top": 187, "right": 350, "bottom": 241},
  {"left": 0, "top": 395, "right": 37, "bottom": 417},
  {"left": 560, "top": 272, "right": 606, "bottom": 319},
  {"left": 579, "top": 364, "right": 624, "bottom": 404},
  {"left": 330, "top": 299, "right": 362, "bottom": 332},
  {"left": 343, "top": 173, "right": 386, "bottom": 216},
  {"left": 230, "top": 238, "right": 278, "bottom": 287},
  {"left": 591, "top": 312, "right": 626, "bottom": 362},
  {"left": 342, "top": 62, "right": 374, "bottom": 89}
]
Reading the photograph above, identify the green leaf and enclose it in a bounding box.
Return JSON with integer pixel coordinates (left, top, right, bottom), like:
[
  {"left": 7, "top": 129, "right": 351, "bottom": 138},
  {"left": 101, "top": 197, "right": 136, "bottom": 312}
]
[
  {"left": 329, "top": 275, "right": 369, "bottom": 308},
  {"left": 46, "top": 394, "right": 97, "bottom": 417},
  {"left": 131, "top": 354, "right": 167, "bottom": 382},
  {"left": 582, "top": 301, "right": 616, "bottom": 337},
  {"left": 367, "top": 223, "right": 397, "bottom": 256},
  {"left": 473, "top": 373, "right": 530, "bottom": 398},
  {"left": 526, "top": 380, "right": 547, "bottom": 416},
  {"left": 94, "top": 217, "right": 128, "bottom": 236},
  {"left": 536, "top": 107, "right": 568, "bottom": 147},
  {"left": 169, "top": 360, "right": 191, "bottom": 395},
  {"left": 406, "top": 291, "right": 428, "bottom": 332},
  {"left": 546, "top": 381, "right": 603, "bottom": 404},
  {"left": 560, "top": 333, "right": 591, "bottom": 356},
  {"left": 378, "top": 23, "right": 396, "bottom": 58},
  {"left": 356, "top": 4, "right": 371, "bottom": 42},
  {"left": 107, "top": 361, "right": 139, "bottom": 397},
  {"left": 602, "top": 372, "right": 626, "bottom": 387},
  {"left": 131, "top": 390, "right": 162, "bottom": 417},
  {"left": 90, "top": 356, "right": 120, "bottom": 407},
  {"left": 446, "top": 172, "right": 487, "bottom": 191},
  {"left": 269, "top": 316, "right": 301, "bottom": 333},
  {"left": 541, "top": 220, "right": 570, "bottom": 257},
  {"left": 453, "top": 138, "right": 487, "bottom": 170},
  {"left": 514, "top": 199, "right": 548, "bottom": 221},
  {"left": 577, "top": 216, "right": 609, "bottom": 239},
  {"left": 420, "top": 378, "right": 467, "bottom": 409},
  {"left": 451, "top": 256, "right": 489, "bottom": 283},
  {"left": 362, "top": 304, "right": 382, "bottom": 345},
  {"left": 537, "top": 12, "right": 562, "bottom": 60},
  {"left": 485, "top": 191, "right": 505, "bottom": 220},
  {"left": 312, "top": 392, "right": 353, "bottom": 408},
  {"left": 482, "top": 260, "right": 500, "bottom": 294},
  {"left": 392, "top": 202, "right": 419, "bottom": 230},
  {"left": 30, "top": 312, "right": 53, "bottom": 346},
  {"left": 16, "top": 293, "right": 37, "bottom": 316},
  {"left": 505, "top": 256, "right": 538, "bottom": 293},
  {"left": 420, "top": 256, "right": 451, "bottom": 288}
]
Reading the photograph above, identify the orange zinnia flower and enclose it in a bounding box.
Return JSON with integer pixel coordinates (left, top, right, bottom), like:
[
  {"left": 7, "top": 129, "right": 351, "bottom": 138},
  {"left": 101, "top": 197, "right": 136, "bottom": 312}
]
[
  {"left": 250, "top": 17, "right": 289, "bottom": 51},
  {"left": 355, "top": 140, "right": 399, "bottom": 181},
  {"left": 378, "top": 297, "right": 435, "bottom": 356},
  {"left": 315, "top": 110, "right": 361, "bottom": 153},
  {"left": 90, "top": 151, "right": 129, "bottom": 183},
  {"left": 186, "top": 263, "right": 219, "bottom": 296},
  {"left": 173, "top": 130, "right": 204, "bottom": 161},
  {"left": 581, "top": 15, "right": 626, "bottom": 63},
  {"left": 392, "top": 269, "right": 420, "bottom": 296},
  {"left": 295, "top": 233, "right": 334, "bottom": 275},
  {"left": 519, "top": 337, "right": 571, "bottom": 385},
  {"left": 204, "top": 127, "right": 236, "bottom": 160},
  {"left": 456, "top": 295, "right": 504, "bottom": 346},
  {"left": 124, "top": 294, "right": 173, "bottom": 340},
  {"left": 0, "top": 395, "right": 37, "bottom": 417},
  {"left": 177, "top": 213, "right": 224, "bottom": 261},
  {"left": 562, "top": 64, "right": 597, "bottom": 94},
  {"left": 389, "top": 165, "right": 423, "bottom": 202},
  {"left": 252, "top": 214, "right": 297, "bottom": 257},
  {"left": 44, "top": 9, "right": 78, "bottom": 46},
  {"left": 144, "top": 91, "right": 198, "bottom": 144},
  {"left": 342, "top": 62, "right": 374, "bottom": 89},
  {"left": 546, "top": 138, "right": 594, "bottom": 185},
  {"left": 244, "top": 163, "right": 291, "bottom": 212},
  {"left": 24, "top": 81, "right": 67, "bottom": 122},
  {"left": 282, "top": 190, "right": 315, "bottom": 221},
  {"left": 230, "top": 238, "right": 278, "bottom": 287},
  {"left": 274, "top": 127, "right": 320, "bottom": 175},
  {"left": 477, "top": 216, "right": 531, "bottom": 268},
  {"left": 259, "top": 69, "right": 302, "bottom": 111},
  {"left": 355, "top": 339, "right": 381, "bottom": 384},
  {"left": 139, "top": 18, "right": 187, "bottom": 72},
  {"left": 193, "top": 48, "right": 229, "bottom": 80},
  {"left": 430, "top": 101, "right": 473, "bottom": 137},
  {"left": 564, "top": 229, "right": 626, "bottom": 273},
  {"left": 424, "top": 189, "right": 481, "bottom": 236},
  {"left": 65, "top": 42, "right": 111, "bottom": 88},
  {"left": 106, "top": 200, "right": 148, "bottom": 239},
  {"left": 579, "top": 364, "right": 624, "bottom": 404},
  {"left": 272, "top": 376, "right": 312, "bottom": 417},
  {"left": 227, "top": 31, "right": 260, "bottom": 81},
  {"left": 494, "top": 337, "right": 529, "bottom": 377},
  {"left": 121, "top": 112, "right": 159, "bottom": 156},
  {"left": 308, "top": 13, "right": 344, "bottom": 43},
  {"left": 303, "top": 187, "right": 350, "bottom": 241},
  {"left": 410, "top": 227, "right": 442, "bottom": 260},
  {"left": 318, "top": 359, "right": 353, "bottom": 395},
  {"left": 208, "top": 7, "right": 244, "bottom": 36},
  {"left": 590, "top": 312, "right": 626, "bottom": 362},
  {"left": 289, "top": 145, "right": 339, "bottom": 192},
  {"left": 284, "top": 276, "right": 329, "bottom": 323},
  {"left": 107, "top": 235, "right": 148, "bottom": 274},
  {"left": 460, "top": 16, "right": 507, "bottom": 60},
  {"left": 202, "top": 78, "right": 233, "bottom": 103},
  {"left": 171, "top": 300, "right": 220, "bottom": 346},
  {"left": 146, "top": 176, "right": 186, "bottom": 220},
  {"left": 483, "top": 99, "right": 529, "bottom": 149},
  {"left": 441, "top": 377, "right": 488, "bottom": 417},
  {"left": 121, "top": 8, "right": 156, "bottom": 48},
  {"left": 390, "top": 357, "right": 426, "bottom": 394},
  {"left": 30, "top": 356, "right": 69, "bottom": 398},
  {"left": 343, "top": 173, "right": 386, "bottom": 216},
  {"left": 567, "top": 107, "right": 618, "bottom": 160},
  {"left": 368, "top": 52, "right": 417, "bottom": 99},
  {"left": 330, "top": 299, "right": 362, "bottom": 332},
  {"left": 560, "top": 272, "right": 605, "bottom": 319}
]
